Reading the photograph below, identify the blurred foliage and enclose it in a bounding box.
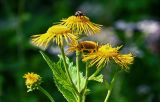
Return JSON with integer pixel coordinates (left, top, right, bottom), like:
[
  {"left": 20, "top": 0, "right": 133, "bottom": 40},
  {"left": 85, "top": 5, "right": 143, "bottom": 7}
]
[{"left": 0, "top": 0, "right": 160, "bottom": 102}]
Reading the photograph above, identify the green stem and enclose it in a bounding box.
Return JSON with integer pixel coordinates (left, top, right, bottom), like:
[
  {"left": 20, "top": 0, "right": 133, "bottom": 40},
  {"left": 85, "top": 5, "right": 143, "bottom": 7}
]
[
  {"left": 76, "top": 51, "right": 80, "bottom": 92},
  {"left": 38, "top": 86, "right": 55, "bottom": 102},
  {"left": 88, "top": 66, "right": 103, "bottom": 80},
  {"left": 104, "top": 89, "right": 111, "bottom": 102},
  {"left": 84, "top": 62, "right": 89, "bottom": 89},
  {"left": 77, "top": 94, "right": 82, "bottom": 102},
  {"left": 104, "top": 72, "right": 118, "bottom": 102},
  {"left": 82, "top": 62, "right": 89, "bottom": 102},
  {"left": 59, "top": 46, "right": 79, "bottom": 95}
]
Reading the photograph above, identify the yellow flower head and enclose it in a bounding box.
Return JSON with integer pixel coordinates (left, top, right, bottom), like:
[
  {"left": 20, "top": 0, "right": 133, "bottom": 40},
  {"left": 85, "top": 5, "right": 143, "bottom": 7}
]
[
  {"left": 83, "top": 44, "right": 121, "bottom": 68},
  {"left": 113, "top": 53, "right": 134, "bottom": 69},
  {"left": 68, "top": 40, "right": 99, "bottom": 53},
  {"left": 60, "top": 11, "right": 102, "bottom": 35},
  {"left": 23, "top": 72, "right": 41, "bottom": 92},
  {"left": 31, "top": 25, "right": 77, "bottom": 50}
]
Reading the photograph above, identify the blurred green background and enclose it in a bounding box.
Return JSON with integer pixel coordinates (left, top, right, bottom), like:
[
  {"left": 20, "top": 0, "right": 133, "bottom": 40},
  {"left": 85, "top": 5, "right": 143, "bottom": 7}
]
[{"left": 0, "top": 0, "right": 160, "bottom": 102}]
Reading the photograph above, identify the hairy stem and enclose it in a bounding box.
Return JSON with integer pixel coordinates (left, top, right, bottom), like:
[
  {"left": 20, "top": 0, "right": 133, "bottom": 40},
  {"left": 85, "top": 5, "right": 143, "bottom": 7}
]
[
  {"left": 59, "top": 46, "right": 79, "bottom": 95},
  {"left": 89, "top": 66, "right": 103, "bottom": 80},
  {"left": 77, "top": 94, "right": 82, "bottom": 102},
  {"left": 76, "top": 51, "right": 80, "bottom": 92},
  {"left": 104, "top": 72, "right": 118, "bottom": 102},
  {"left": 38, "top": 86, "right": 55, "bottom": 102},
  {"left": 82, "top": 62, "right": 89, "bottom": 102}
]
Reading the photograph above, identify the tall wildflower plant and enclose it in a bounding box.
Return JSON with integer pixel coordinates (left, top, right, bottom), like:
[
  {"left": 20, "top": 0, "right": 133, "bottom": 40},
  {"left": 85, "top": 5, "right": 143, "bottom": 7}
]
[{"left": 23, "top": 11, "right": 134, "bottom": 102}]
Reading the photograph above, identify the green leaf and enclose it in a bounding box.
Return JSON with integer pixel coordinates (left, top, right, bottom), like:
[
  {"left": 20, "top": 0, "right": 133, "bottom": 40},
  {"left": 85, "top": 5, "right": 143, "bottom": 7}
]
[
  {"left": 89, "top": 74, "right": 103, "bottom": 83},
  {"left": 58, "top": 55, "right": 86, "bottom": 92},
  {"left": 40, "top": 51, "right": 77, "bottom": 102}
]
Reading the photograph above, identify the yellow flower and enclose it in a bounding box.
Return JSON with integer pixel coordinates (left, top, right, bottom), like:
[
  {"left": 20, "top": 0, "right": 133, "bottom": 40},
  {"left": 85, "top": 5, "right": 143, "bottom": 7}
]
[
  {"left": 60, "top": 11, "right": 102, "bottom": 35},
  {"left": 83, "top": 44, "right": 121, "bottom": 68},
  {"left": 113, "top": 53, "right": 134, "bottom": 69},
  {"left": 31, "top": 25, "right": 77, "bottom": 49},
  {"left": 23, "top": 72, "right": 41, "bottom": 92},
  {"left": 68, "top": 40, "right": 99, "bottom": 53}
]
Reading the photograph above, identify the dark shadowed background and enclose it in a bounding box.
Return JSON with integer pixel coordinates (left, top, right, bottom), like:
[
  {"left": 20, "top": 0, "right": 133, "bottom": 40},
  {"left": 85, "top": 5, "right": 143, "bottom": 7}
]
[{"left": 0, "top": 0, "right": 160, "bottom": 102}]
